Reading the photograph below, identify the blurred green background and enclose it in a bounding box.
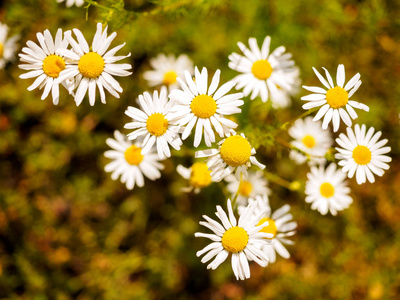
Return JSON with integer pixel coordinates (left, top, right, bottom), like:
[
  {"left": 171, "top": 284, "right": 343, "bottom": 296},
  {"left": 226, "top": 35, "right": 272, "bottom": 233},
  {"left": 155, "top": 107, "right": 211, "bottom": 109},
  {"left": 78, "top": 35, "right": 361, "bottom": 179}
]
[{"left": 1, "top": 0, "right": 400, "bottom": 299}]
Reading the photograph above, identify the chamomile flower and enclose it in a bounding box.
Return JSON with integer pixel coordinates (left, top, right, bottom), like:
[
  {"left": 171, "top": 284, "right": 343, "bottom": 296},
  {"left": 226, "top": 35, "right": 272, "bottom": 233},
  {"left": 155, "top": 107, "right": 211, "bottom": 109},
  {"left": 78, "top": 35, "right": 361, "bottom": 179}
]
[
  {"left": 169, "top": 67, "right": 244, "bottom": 147},
  {"left": 143, "top": 53, "right": 193, "bottom": 90},
  {"left": 228, "top": 36, "right": 297, "bottom": 103},
  {"left": 270, "top": 66, "right": 301, "bottom": 109},
  {"left": 0, "top": 22, "right": 18, "bottom": 69},
  {"left": 305, "top": 163, "right": 353, "bottom": 215},
  {"left": 195, "top": 132, "right": 265, "bottom": 182},
  {"left": 288, "top": 117, "right": 333, "bottom": 165},
  {"left": 19, "top": 29, "right": 71, "bottom": 105},
  {"left": 302, "top": 64, "right": 369, "bottom": 132},
  {"left": 335, "top": 124, "right": 391, "bottom": 185},
  {"left": 104, "top": 130, "right": 164, "bottom": 190},
  {"left": 195, "top": 199, "right": 271, "bottom": 280},
  {"left": 57, "top": 22, "right": 132, "bottom": 106},
  {"left": 177, "top": 162, "right": 213, "bottom": 193},
  {"left": 56, "top": 0, "right": 84, "bottom": 7},
  {"left": 240, "top": 195, "right": 297, "bottom": 263},
  {"left": 225, "top": 170, "right": 270, "bottom": 207},
  {"left": 124, "top": 88, "right": 182, "bottom": 159}
]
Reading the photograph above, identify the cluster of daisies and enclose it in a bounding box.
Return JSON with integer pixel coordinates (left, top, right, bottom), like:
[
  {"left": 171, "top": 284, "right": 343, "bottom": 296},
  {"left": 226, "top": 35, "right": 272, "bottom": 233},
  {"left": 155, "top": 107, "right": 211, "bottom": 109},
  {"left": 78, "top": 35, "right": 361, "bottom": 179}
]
[
  {"left": 13, "top": 21, "right": 392, "bottom": 280},
  {"left": 288, "top": 64, "right": 391, "bottom": 215}
]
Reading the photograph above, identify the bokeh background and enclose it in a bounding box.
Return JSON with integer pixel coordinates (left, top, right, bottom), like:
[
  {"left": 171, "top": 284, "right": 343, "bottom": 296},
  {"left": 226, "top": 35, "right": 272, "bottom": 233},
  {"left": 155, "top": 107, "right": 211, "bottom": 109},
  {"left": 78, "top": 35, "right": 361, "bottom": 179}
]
[{"left": 1, "top": 0, "right": 400, "bottom": 299}]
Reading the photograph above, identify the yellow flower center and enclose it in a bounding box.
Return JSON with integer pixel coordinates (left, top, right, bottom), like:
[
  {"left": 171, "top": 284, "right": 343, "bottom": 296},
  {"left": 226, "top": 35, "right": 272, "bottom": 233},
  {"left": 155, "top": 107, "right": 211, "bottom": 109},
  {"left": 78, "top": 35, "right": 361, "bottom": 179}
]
[
  {"left": 221, "top": 226, "right": 249, "bottom": 253},
  {"left": 0, "top": 43, "right": 3, "bottom": 58},
  {"left": 257, "top": 217, "right": 277, "bottom": 239},
  {"left": 190, "top": 94, "right": 217, "bottom": 119},
  {"left": 320, "top": 182, "right": 335, "bottom": 198},
  {"left": 302, "top": 135, "right": 316, "bottom": 148},
  {"left": 146, "top": 113, "right": 169, "bottom": 136},
  {"left": 189, "top": 162, "right": 212, "bottom": 189},
  {"left": 163, "top": 70, "right": 177, "bottom": 85},
  {"left": 352, "top": 145, "right": 372, "bottom": 165},
  {"left": 326, "top": 86, "right": 349, "bottom": 109},
  {"left": 239, "top": 180, "right": 253, "bottom": 197},
  {"left": 78, "top": 52, "right": 105, "bottom": 79},
  {"left": 124, "top": 145, "right": 144, "bottom": 165},
  {"left": 42, "top": 55, "right": 66, "bottom": 78},
  {"left": 251, "top": 59, "right": 273, "bottom": 80},
  {"left": 220, "top": 135, "right": 252, "bottom": 167}
]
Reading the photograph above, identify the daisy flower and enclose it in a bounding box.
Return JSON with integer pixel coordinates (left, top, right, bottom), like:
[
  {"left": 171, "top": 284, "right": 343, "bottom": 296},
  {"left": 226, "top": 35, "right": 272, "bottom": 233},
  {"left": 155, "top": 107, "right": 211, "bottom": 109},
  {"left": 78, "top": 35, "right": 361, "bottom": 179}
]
[
  {"left": 143, "top": 53, "right": 193, "bottom": 90},
  {"left": 177, "top": 162, "right": 213, "bottom": 193},
  {"left": 288, "top": 116, "right": 333, "bottom": 165},
  {"left": 195, "top": 199, "right": 271, "bottom": 280},
  {"left": 124, "top": 88, "right": 182, "bottom": 159},
  {"left": 104, "top": 130, "right": 164, "bottom": 190},
  {"left": 305, "top": 163, "right": 353, "bottom": 215},
  {"left": 56, "top": 0, "right": 84, "bottom": 7},
  {"left": 195, "top": 132, "right": 265, "bottom": 182},
  {"left": 19, "top": 28, "right": 71, "bottom": 105},
  {"left": 0, "top": 22, "right": 19, "bottom": 69},
  {"left": 269, "top": 66, "right": 301, "bottom": 109},
  {"left": 225, "top": 170, "right": 270, "bottom": 207},
  {"left": 169, "top": 67, "right": 244, "bottom": 147},
  {"left": 302, "top": 64, "right": 369, "bottom": 132},
  {"left": 57, "top": 22, "right": 132, "bottom": 106},
  {"left": 335, "top": 124, "right": 391, "bottom": 185},
  {"left": 239, "top": 195, "right": 297, "bottom": 263},
  {"left": 228, "top": 36, "right": 297, "bottom": 103}
]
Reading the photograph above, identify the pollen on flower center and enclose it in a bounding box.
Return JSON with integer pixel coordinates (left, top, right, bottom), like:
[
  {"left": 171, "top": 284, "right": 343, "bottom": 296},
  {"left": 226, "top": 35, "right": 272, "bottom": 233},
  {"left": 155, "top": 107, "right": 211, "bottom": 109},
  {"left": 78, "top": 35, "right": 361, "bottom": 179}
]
[
  {"left": 189, "top": 162, "right": 212, "bottom": 189},
  {"left": 320, "top": 182, "right": 335, "bottom": 198},
  {"left": 124, "top": 145, "right": 144, "bottom": 165},
  {"left": 0, "top": 43, "right": 3, "bottom": 58},
  {"left": 251, "top": 59, "right": 273, "bottom": 80},
  {"left": 146, "top": 113, "right": 169, "bottom": 136},
  {"left": 190, "top": 94, "right": 217, "bottom": 118},
  {"left": 302, "top": 135, "right": 316, "bottom": 148},
  {"left": 352, "top": 145, "right": 372, "bottom": 165},
  {"left": 42, "top": 55, "right": 66, "bottom": 78},
  {"left": 78, "top": 52, "right": 105, "bottom": 79},
  {"left": 239, "top": 180, "right": 252, "bottom": 197},
  {"left": 163, "top": 70, "right": 177, "bottom": 85},
  {"left": 258, "top": 217, "right": 277, "bottom": 239},
  {"left": 221, "top": 226, "right": 249, "bottom": 253},
  {"left": 220, "top": 135, "right": 252, "bottom": 167},
  {"left": 326, "top": 86, "right": 349, "bottom": 109}
]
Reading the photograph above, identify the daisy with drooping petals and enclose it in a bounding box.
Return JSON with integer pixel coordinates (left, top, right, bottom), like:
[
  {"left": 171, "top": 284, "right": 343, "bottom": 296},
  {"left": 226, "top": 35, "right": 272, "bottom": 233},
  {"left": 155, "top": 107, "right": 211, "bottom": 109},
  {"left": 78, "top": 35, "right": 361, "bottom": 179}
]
[
  {"left": 57, "top": 22, "right": 132, "bottom": 106},
  {"left": 195, "top": 132, "right": 265, "bottom": 182},
  {"left": 288, "top": 117, "right": 333, "bottom": 166},
  {"left": 302, "top": 64, "right": 369, "bottom": 132},
  {"left": 335, "top": 124, "right": 391, "bottom": 185},
  {"left": 0, "top": 22, "right": 18, "bottom": 69},
  {"left": 19, "top": 29, "right": 71, "bottom": 105},
  {"left": 195, "top": 199, "right": 271, "bottom": 280},
  {"left": 143, "top": 53, "right": 193, "bottom": 90},
  {"left": 225, "top": 170, "right": 270, "bottom": 207},
  {"left": 177, "top": 162, "right": 213, "bottom": 193},
  {"left": 239, "top": 195, "right": 297, "bottom": 263},
  {"left": 104, "top": 130, "right": 165, "bottom": 190},
  {"left": 228, "top": 36, "right": 298, "bottom": 103},
  {"left": 124, "top": 88, "right": 182, "bottom": 159},
  {"left": 169, "top": 67, "right": 244, "bottom": 147},
  {"left": 56, "top": 0, "right": 84, "bottom": 7},
  {"left": 305, "top": 163, "right": 353, "bottom": 215}
]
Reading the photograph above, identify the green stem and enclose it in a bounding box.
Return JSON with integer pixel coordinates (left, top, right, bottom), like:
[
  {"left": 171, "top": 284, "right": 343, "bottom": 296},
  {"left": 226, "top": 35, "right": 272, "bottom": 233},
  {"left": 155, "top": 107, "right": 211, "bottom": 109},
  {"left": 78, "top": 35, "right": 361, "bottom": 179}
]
[
  {"left": 231, "top": 173, "right": 243, "bottom": 209},
  {"left": 264, "top": 170, "right": 300, "bottom": 191},
  {"left": 280, "top": 107, "right": 319, "bottom": 131}
]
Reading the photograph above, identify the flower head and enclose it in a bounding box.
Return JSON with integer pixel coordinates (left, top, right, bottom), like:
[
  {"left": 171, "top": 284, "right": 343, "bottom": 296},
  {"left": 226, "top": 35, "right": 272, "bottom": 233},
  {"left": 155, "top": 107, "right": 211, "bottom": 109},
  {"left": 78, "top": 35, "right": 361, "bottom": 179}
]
[
  {"left": 195, "top": 132, "right": 265, "bottom": 182},
  {"left": 305, "top": 163, "right": 353, "bottom": 215},
  {"left": 56, "top": 0, "right": 84, "bottom": 7},
  {"left": 177, "top": 162, "right": 213, "bottom": 193},
  {"left": 335, "top": 124, "right": 391, "bottom": 184},
  {"left": 228, "top": 36, "right": 298, "bottom": 103},
  {"left": 104, "top": 130, "right": 165, "bottom": 190},
  {"left": 170, "top": 67, "right": 244, "bottom": 147},
  {"left": 302, "top": 64, "right": 369, "bottom": 132},
  {"left": 57, "top": 23, "right": 132, "bottom": 106},
  {"left": 195, "top": 199, "right": 271, "bottom": 280},
  {"left": 0, "top": 22, "right": 18, "bottom": 69}
]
